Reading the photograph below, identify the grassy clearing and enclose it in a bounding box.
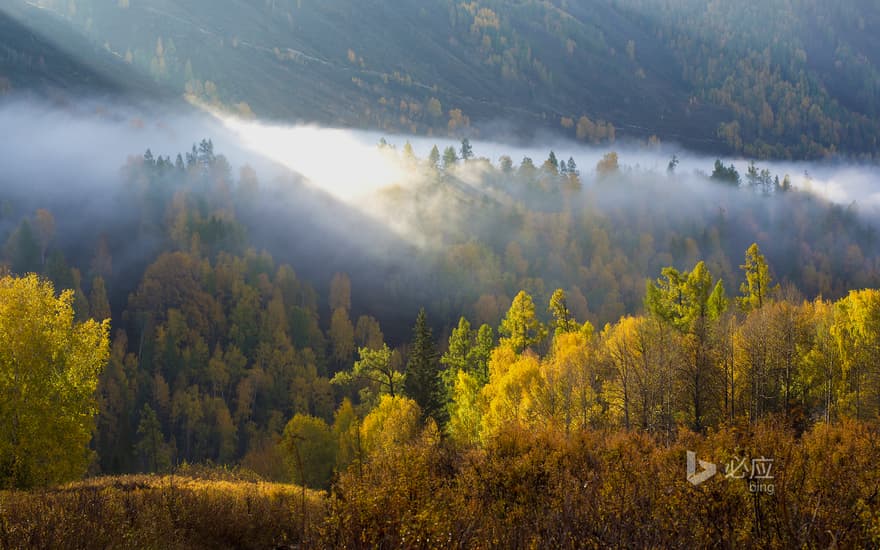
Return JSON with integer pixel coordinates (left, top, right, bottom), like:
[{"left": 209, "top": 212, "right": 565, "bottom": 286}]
[{"left": 0, "top": 472, "right": 325, "bottom": 549}]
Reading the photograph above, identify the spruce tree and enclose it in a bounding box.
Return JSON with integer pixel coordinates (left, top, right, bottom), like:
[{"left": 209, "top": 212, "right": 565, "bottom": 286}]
[{"left": 405, "top": 308, "right": 444, "bottom": 423}]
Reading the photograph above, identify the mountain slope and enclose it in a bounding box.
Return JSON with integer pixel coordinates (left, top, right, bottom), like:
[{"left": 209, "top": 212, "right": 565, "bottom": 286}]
[
  {"left": 0, "top": 4, "right": 162, "bottom": 98},
  {"left": 8, "top": 0, "right": 880, "bottom": 159}
]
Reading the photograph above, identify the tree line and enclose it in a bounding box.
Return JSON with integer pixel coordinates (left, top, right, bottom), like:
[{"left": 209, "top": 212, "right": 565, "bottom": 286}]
[{"left": 1, "top": 138, "right": 879, "bottom": 490}]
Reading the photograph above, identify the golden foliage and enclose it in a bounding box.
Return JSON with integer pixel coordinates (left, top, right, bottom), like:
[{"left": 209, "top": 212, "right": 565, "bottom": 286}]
[
  {"left": 0, "top": 274, "right": 110, "bottom": 488},
  {"left": 0, "top": 473, "right": 325, "bottom": 549}
]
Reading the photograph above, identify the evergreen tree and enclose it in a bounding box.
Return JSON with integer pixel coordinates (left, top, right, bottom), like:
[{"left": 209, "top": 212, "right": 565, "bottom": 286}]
[
  {"left": 198, "top": 139, "right": 215, "bottom": 167},
  {"left": 746, "top": 161, "right": 760, "bottom": 189},
  {"left": 543, "top": 151, "right": 559, "bottom": 174},
  {"left": 402, "top": 141, "right": 416, "bottom": 161},
  {"left": 442, "top": 146, "right": 458, "bottom": 169},
  {"left": 667, "top": 154, "right": 679, "bottom": 175},
  {"left": 470, "top": 324, "right": 494, "bottom": 384},
  {"left": 428, "top": 145, "right": 440, "bottom": 170},
  {"left": 404, "top": 308, "right": 444, "bottom": 422},
  {"left": 10, "top": 219, "right": 40, "bottom": 275},
  {"left": 711, "top": 159, "right": 740, "bottom": 185},
  {"left": 459, "top": 138, "right": 474, "bottom": 161}
]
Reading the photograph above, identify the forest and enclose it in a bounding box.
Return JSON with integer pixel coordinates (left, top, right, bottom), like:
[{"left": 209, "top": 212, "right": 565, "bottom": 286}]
[
  {"left": 2, "top": 135, "right": 880, "bottom": 547},
  {"left": 5, "top": 0, "right": 880, "bottom": 159},
  {"left": 4, "top": 0, "right": 880, "bottom": 546}
]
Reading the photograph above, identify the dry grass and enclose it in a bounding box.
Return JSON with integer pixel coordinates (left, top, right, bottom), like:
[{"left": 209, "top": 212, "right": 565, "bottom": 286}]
[{"left": 0, "top": 472, "right": 326, "bottom": 549}]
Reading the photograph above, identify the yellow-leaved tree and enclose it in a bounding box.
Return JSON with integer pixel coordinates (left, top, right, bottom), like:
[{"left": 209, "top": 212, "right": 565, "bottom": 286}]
[
  {"left": 360, "top": 395, "right": 421, "bottom": 457},
  {"left": 480, "top": 345, "right": 542, "bottom": 440},
  {"left": 0, "top": 274, "right": 110, "bottom": 488}
]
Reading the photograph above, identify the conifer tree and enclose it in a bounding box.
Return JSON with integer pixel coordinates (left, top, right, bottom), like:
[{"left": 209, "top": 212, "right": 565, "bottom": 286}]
[{"left": 405, "top": 308, "right": 444, "bottom": 422}]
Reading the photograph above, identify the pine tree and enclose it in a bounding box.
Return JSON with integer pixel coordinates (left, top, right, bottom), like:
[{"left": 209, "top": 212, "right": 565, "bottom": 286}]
[
  {"left": 402, "top": 141, "right": 416, "bottom": 162},
  {"left": 470, "top": 324, "right": 494, "bottom": 384},
  {"left": 428, "top": 145, "right": 440, "bottom": 170},
  {"left": 405, "top": 308, "right": 444, "bottom": 422},
  {"left": 442, "top": 146, "right": 458, "bottom": 169},
  {"left": 711, "top": 159, "right": 740, "bottom": 185},
  {"left": 460, "top": 138, "right": 474, "bottom": 161},
  {"left": 543, "top": 151, "right": 559, "bottom": 174},
  {"left": 9, "top": 219, "right": 40, "bottom": 275}
]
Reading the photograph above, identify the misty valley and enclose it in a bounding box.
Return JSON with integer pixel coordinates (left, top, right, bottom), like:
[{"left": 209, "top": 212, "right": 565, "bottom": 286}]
[{"left": 3, "top": 0, "right": 880, "bottom": 548}]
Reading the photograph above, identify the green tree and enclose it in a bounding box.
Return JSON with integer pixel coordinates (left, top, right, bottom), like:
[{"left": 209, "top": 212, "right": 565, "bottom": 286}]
[
  {"left": 332, "top": 398, "right": 362, "bottom": 473},
  {"left": 136, "top": 403, "right": 171, "bottom": 473},
  {"left": 402, "top": 141, "right": 416, "bottom": 162},
  {"left": 499, "top": 291, "right": 547, "bottom": 353},
  {"left": 446, "top": 369, "right": 483, "bottom": 446},
  {"left": 442, "top": 146, "right": 458, "bottom": 169},
  {"left": 549, "top": 288, "right": 580, "bottom": 336},
  {"left": 441, "top": 317, "right": 473, "bottom": 375},
  {"left": 645, "top": 262, "right": 727, "bottom": 430},
  {"left": 499, "top": 155, "right": 513, "bottom": 173},
  {"left": 442, "top": 318, "right": 494, "bottom": 388},
  {"left": 332, "top": 344, "right": 404, "bottom": 403},
  {"left": 428, "top": 145, "right": 440, "bottom": 170},
  {"left": 518, "top": 157, "right": 537, "bottom": 179},
  {"left": 281, "top": 413, "right": 336, "bottom": 488},
  {"left": 34, "top": 209, "right": 55, "bottom": 268},
  {"left": 738, "top": 243, "right": 777, "bottom": 312},
  {"left": 746, "top": 161, "right": 760, "bottom": 189},
  {"left": 405, "top": 309, "right": 444, "bottom": 422},
  {"left": 0, "top": 274, "right": 110, "bottom": 487},
  {"left": 471, "top": 324, "right": 494, "bottom": 383},
  {"left": 544, "top": 151, "right": 559, "bottom": 174},
  {"left": 460, "top": 138, "right": 474, "bottom": 161},
  {"left": 8, "top": 219, "right": 40, "bottom": 274},
  {"left": 711, "top": 159, "right": 740, "bottom": 185}
]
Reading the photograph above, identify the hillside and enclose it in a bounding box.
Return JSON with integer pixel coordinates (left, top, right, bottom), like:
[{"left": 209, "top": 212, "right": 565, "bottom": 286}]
[
  {"left": 0, "top": 471, "right": 324, "bottom": 548},
  {"left": 0, "top": 4, "right": 162, "bottom": 98},
  {"left": 8, "top": 0, "right": 880, "bottom": 159},
  {"left": 3, "top": 2, "right": 880, "bottom": 546}
]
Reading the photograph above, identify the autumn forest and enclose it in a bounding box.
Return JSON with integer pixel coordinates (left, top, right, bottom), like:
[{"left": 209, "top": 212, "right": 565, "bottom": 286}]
[
  {"left": 0, "top": 135, "right": 879, "bottom": 547},
  {"left": 3, "top": 0, "right": 880, "bottom": 547}
]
